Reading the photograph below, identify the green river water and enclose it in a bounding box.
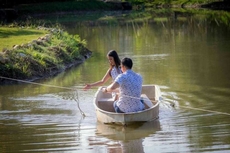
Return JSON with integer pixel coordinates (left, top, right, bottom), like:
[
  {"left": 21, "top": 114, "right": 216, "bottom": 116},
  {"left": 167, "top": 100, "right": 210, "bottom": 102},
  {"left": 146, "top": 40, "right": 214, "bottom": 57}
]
[{"left": 1, "top": 9, "right": 230, "bottom": 153}]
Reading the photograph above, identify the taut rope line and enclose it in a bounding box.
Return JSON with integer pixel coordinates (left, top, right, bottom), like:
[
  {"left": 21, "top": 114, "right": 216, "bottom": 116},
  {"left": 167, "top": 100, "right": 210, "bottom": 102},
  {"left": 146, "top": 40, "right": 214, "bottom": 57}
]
[
  {"left": 178, "top": 105, "right": 230, "bottom": 116},
  {"left": 1, "top": 76, "right": 230, "bottom": 116},
  {"left": 163, "top": 95, "right": 230, "bottom": 116},
  {"left": 0, "top": 76, "right": 74, "bottom": 90},
  {"left": 0, "top": 76, "right": 86, "bottom": 117},
  {"left": 111, "top": 90, "right": 230, "bottom": 116}
]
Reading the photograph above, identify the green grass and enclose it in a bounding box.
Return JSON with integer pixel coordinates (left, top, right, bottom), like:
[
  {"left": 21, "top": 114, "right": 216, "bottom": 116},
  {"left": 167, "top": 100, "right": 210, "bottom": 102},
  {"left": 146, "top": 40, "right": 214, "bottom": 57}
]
[
  {"left": 0, "top": 27, "right": 48, "bottom": 50},
  {"left": 0, "top": 27, "right": 89, "bottom": 81}
]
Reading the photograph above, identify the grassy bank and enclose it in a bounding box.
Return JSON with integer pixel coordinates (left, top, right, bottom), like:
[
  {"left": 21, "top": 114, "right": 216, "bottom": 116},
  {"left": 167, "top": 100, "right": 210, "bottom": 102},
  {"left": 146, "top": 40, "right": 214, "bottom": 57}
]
[
  {"left": 0, "top": 1, "right": 113, "bottom": 85},
  {"left": 0, "top": 27, "right": 47, "bottom": 49},
  {"left": 0, "top": 26, "right": 91, "bottom": 84}
]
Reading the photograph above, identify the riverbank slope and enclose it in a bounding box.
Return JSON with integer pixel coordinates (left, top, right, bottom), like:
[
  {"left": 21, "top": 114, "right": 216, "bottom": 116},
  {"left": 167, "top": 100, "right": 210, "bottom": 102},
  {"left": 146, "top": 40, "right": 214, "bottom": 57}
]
[{"left": 0, "top": 27, "right": 92, "bottom": 85}]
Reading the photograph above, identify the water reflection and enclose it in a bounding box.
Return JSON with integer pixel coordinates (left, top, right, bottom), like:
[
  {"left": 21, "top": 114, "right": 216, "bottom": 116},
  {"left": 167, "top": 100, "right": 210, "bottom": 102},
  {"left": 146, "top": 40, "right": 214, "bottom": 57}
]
[
  {"left": 0, "top": 89, "right": 94, "bottom": 152},
  {"left": 93, "top": 120, "right": 161, "bottom": 152},
  {"left": 1, "top": 9, "right": 230, "bottom": 152}
]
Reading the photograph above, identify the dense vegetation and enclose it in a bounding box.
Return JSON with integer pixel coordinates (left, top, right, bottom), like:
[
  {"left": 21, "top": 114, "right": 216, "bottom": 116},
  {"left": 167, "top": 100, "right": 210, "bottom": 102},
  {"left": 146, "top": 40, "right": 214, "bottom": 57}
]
[
  {"left": 0, "top": 27, "right": 91, "bottom": 84},
  {"left": 1, "top": 0, "right": 229, "bottom": 9}
]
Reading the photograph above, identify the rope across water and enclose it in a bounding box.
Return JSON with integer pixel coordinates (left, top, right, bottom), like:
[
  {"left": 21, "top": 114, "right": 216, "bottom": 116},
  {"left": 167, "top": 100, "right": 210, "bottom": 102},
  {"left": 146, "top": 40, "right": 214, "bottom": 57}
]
[
  {"left": 1, "top": 76, "right": 230, "bottom": 116},
  {"left": 0, "top": 76, "right": 86, "bottom": 117}
]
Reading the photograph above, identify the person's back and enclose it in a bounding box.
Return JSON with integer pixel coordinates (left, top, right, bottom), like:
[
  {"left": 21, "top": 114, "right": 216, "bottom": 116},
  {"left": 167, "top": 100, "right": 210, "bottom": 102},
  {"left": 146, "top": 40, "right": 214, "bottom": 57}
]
[
  {"left": 116, "top": 69, "right": 143, "bottom": 112},
  {"left": 102, "top": 57, "right": 144, "bottom": 113},
  {"left": 114, "top": 58, "right": 144, "bottom": 113}
]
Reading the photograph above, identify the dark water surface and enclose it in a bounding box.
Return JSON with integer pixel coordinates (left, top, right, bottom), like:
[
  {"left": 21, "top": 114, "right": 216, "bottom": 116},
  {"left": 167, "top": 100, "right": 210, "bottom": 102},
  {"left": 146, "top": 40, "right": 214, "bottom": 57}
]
[{"left": 1, "top": 10, "right": 230, "bottom": 152}]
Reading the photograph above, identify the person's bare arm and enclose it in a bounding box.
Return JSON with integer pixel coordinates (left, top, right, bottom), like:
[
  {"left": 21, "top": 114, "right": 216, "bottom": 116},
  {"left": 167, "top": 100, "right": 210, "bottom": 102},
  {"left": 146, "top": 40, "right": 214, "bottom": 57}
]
[
  {"left": 83, "top": 68, "right": 111, "bottom": 90},
  {"left": 102, "top": 81, "right": 119, "bottom": 93}
]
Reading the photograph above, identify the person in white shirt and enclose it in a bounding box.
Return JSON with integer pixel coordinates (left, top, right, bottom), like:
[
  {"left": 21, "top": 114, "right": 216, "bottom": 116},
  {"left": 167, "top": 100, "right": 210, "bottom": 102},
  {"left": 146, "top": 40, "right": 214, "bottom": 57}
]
[{"left": 103, "top": 57, "right": 144, "bottom": 113}]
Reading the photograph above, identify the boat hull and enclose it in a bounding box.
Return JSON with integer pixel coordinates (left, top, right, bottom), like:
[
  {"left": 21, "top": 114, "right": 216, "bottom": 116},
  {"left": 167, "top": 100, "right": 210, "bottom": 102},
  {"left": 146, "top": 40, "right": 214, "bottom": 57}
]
[{"left": 94, "top": 85, "right": 161, "bottom": 125}]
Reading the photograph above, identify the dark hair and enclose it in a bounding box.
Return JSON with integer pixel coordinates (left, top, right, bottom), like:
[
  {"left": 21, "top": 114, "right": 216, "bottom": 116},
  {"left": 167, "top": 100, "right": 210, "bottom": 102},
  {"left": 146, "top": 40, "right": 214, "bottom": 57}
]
[
  {"left": 121, "top": 57, "right": 133, "bottom": 69},
  {"left": 107, "top": 50, "right": 121, "bottom": 68}
]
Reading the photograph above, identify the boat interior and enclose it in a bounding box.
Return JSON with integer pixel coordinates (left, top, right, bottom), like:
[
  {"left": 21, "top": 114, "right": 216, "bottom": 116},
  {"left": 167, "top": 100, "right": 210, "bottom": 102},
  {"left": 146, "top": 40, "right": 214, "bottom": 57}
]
[{"left": 96, "top": 91, "right": 158, "bottom": 112}]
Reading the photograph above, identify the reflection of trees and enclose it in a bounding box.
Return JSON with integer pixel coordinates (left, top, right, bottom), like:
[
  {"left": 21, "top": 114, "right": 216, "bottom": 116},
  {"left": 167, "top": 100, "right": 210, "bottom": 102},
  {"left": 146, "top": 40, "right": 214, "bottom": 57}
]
[
  {"left": 0, "top": 88, "right": 84, "bottom": 152},
  {"left": 0, "top": 95, "right": 2, "bottom": 110},
  {"left": 0, "top": 120, "right": 83, "bottom": 152},
  {"left": 3, "top": 9, "right": 229, "bottom": 99},
  {"left": 69, "top": 10, "right": 230, "bottom": 151},
  {"left": 1, "top": 10, "right": 230, "bottom": 151},
  {"left": 184, "top": 112, "right": 230, "bottom": 150}
]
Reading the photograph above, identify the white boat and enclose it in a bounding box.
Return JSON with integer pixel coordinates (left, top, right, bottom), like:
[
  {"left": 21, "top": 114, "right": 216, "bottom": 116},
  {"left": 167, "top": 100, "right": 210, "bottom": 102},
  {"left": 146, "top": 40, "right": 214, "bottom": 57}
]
[{"left": 93, "top": 85, "right": 161, "bottom": 125}]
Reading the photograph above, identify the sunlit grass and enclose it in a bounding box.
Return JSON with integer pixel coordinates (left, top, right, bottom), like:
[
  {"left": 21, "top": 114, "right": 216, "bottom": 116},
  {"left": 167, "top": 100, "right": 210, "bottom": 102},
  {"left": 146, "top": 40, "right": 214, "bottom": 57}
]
[
  {"left": 153, "top": 17, "right": 168, "bottom": 22},
  {"left": 0, "top": 27, "right": 89, "bottom": 80},
  {"left": 0, "top": 27, "right": 47, "bottom": 50}
]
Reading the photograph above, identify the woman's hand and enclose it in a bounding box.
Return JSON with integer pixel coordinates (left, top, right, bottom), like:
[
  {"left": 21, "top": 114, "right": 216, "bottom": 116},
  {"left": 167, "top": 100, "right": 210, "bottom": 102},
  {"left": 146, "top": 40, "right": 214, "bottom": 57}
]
[{"left": 83, "top": 84, "right": 91, "bottom": 91}]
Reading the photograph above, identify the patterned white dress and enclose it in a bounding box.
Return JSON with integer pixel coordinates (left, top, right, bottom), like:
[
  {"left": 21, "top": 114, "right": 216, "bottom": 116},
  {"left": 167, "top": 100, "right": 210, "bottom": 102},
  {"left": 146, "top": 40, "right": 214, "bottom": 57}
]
[
  {"left": 110, "top": 66, "right": 122, "bottom": 98},
  {"left": 110, "top": 66, "right": 122, "bottom": 80},
  {"left": 115, "top": 69, "right": 144, "bottom": 113}
]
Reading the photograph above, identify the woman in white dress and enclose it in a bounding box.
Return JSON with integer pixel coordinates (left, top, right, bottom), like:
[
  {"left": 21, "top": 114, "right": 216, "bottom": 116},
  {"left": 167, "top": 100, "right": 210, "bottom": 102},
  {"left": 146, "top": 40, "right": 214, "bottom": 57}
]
[{"left": 83, "top": 50, "right": 122, "bottom": 91}]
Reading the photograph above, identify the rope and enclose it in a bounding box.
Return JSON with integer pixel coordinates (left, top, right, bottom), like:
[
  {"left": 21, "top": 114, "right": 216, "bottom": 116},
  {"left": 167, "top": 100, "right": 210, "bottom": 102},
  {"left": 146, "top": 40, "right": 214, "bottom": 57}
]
[
  {"left": 0, "top": 76, "right": 86, "bottom": 117},
  {"left": 121, "top": 94, "right": 160, "bottom": 102},
  {"left": 162, "top": 95, "right": 230, "bottom": 116},
  {"left": 178, "top": 105, "right": 230, "bottom": 116},
  {"left": 0, "top": 76, "right": 75, "bottom": 90},
  {"left": 100, "top": 87, "right": 158, "bottom": 101},
  {"left": 2, "top": 76, "right": 230, "bottom": 116}
]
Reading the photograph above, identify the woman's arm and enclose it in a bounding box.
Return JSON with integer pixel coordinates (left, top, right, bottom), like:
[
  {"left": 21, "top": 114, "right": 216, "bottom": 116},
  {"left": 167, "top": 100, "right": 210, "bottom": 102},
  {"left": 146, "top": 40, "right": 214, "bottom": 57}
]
[{"left": 83, "top": 68, "right": 111, "bottom": 90}]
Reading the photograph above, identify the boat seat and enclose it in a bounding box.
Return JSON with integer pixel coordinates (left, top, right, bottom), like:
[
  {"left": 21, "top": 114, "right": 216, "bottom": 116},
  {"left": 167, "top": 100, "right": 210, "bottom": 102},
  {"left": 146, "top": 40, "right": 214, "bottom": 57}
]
[
  {"left": 98, "top": 94, "right": 154, "bottom": 112},
  {"left": 141, "top": 94, "right": 154, "bottom": 109},
  {"left": 98, "top": 97, "right": 115, "bottom": 112}
]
